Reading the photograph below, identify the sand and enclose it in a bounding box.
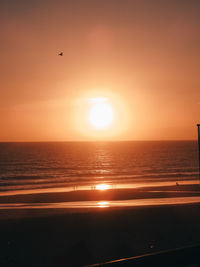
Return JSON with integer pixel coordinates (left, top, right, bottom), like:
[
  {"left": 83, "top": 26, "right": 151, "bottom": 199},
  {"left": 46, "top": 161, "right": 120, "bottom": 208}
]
[{"left": 1, "top": 184, "right": 200, "bottom": 266}]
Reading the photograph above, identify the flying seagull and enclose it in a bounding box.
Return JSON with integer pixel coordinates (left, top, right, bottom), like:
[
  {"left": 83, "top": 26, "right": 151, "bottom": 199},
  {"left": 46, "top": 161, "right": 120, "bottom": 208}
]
[{"left": 58, "top": 51, "right": 63, "bottom": 56}]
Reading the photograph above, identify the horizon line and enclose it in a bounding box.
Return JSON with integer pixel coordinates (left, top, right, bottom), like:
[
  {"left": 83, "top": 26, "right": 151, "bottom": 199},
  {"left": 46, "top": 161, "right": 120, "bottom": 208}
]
[{"left": 0, "top": 139, "right": 197, "bottom": 143}]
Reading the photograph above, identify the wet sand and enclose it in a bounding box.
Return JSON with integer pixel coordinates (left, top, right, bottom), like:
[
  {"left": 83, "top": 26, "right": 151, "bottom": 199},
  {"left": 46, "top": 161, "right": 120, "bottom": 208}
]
[
  {"left": 1, "top": 184, "right": 200, "bottom": 266},
  {"left": 1, "top": 183, "right": 200, "bottom": 204}
]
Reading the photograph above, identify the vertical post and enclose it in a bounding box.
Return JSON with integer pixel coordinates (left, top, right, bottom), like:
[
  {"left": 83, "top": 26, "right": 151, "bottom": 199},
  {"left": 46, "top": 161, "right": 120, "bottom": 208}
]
[{"left": 197, "top": 124, "right": 200, "bottom": 184}]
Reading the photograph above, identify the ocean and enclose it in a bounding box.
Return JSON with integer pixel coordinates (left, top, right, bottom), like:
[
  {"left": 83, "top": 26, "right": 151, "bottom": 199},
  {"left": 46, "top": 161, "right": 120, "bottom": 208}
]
[{"left": 0, "top": 141, "right": 199, "bottom": 193}]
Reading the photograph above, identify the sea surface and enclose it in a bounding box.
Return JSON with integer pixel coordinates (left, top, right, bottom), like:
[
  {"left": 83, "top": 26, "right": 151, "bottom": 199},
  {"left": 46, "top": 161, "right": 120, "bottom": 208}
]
[{"left": 0, "top": 141, "right": 199, "bottom": 193}]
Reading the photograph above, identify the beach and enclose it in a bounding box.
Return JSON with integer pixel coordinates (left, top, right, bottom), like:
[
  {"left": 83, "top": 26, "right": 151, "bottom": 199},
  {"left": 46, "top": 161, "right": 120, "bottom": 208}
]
[
  {"left": 0, "top": 141, "right": 200, "bottom": 266},
  {"left": 1, "top": 183, "right": 200, "bottom": 266}
]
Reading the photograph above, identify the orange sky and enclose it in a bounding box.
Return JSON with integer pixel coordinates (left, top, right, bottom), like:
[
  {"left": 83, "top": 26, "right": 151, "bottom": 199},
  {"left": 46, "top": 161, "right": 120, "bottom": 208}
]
[{"left": 1, "top": 0, "right": 200, "bottom": 141}]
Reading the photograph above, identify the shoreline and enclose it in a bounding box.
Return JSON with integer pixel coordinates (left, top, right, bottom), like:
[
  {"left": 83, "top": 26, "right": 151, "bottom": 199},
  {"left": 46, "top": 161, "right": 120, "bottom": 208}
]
[
  {"left": 0, "top": 179, "right": 199, "bottom": 197},
  {"left": 1, "top": 183, "right": 200, "bottom": 220},
  {"left": 1, "top": 196, "right": 200, "bottom": 210}
]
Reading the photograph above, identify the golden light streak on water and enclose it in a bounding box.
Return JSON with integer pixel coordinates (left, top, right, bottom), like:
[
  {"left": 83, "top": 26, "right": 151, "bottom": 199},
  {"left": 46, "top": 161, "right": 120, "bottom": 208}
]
[
  {"left": 97, "top": 201, "right": 110, "bottom": 207},
  {"left": 96, "top": 184, "right": 110, "bottom": 190}
]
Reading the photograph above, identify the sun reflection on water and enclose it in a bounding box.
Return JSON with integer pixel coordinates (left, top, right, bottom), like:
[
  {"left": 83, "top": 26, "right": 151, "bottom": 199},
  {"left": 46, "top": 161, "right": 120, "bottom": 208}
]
[
  {"left": 96, "top": 184, "right": 110, "bottom": 190},
  {"left": 97, "top": 201, "right": 110, "bottom": 208}
]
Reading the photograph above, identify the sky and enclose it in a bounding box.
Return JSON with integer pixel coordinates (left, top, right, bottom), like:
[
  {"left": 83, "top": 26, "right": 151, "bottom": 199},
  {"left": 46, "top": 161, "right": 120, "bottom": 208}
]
[{"left": 0, "top": 0, "right": 200, "bottom": 141}]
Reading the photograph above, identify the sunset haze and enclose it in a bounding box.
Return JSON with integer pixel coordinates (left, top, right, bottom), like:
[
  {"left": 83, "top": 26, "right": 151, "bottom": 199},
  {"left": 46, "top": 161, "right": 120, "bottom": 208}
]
[{"left": 1, "top": 0, "right": 200, "bottom": 141}]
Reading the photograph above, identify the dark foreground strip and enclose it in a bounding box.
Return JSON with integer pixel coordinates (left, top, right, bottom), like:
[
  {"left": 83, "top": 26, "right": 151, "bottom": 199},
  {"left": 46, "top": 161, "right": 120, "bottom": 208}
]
[{"left": 87, "top": 243, "right": 200, "bottom": 266}]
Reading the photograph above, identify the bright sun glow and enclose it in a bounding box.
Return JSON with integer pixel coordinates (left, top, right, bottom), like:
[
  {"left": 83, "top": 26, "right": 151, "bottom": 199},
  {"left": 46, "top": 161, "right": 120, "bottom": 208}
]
[
  {"left": 97, "top": 201, "right": 109, "bottom": 208},
  {"left": 96, "top": 184, "right": 110, "bottom": 190},
  {"left": 89, "top": 98, "right": 114, "bottom": 129}
]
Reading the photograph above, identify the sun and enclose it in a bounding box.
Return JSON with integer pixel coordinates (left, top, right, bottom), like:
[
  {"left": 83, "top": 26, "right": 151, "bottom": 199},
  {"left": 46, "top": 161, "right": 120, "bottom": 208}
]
[{"left": 89, "top": 98, "right": 114, "bottom": 129}]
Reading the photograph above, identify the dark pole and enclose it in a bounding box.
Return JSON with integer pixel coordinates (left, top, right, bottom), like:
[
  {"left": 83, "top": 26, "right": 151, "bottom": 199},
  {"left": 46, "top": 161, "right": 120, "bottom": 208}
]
[{"left": 197, "top": 124, "right": 200, "bottom": 184}]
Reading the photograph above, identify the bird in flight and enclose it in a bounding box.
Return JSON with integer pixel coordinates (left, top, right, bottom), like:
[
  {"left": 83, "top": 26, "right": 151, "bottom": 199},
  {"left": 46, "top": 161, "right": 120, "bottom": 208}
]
[{"left": 58, "top": 51, "right": 63, "bottom": 56}]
